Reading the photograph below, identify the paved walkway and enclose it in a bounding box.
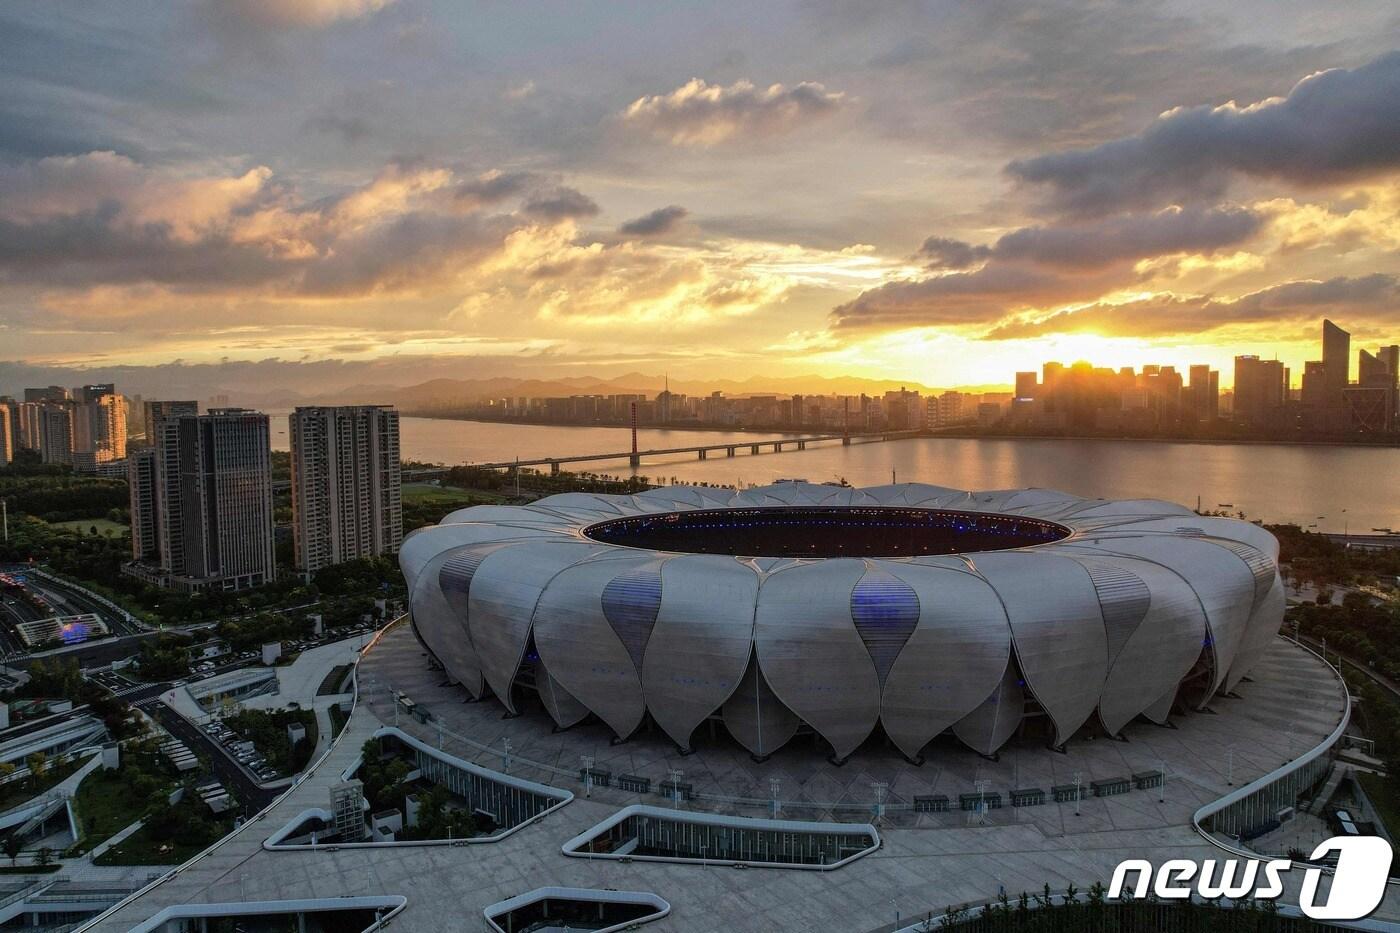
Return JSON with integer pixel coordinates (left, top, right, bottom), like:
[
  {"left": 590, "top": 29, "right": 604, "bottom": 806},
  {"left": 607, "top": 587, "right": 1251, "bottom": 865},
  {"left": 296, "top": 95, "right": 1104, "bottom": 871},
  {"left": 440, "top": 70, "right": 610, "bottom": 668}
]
[{"left": 79, "top": 633, "right": 1397, "bottom": 933}]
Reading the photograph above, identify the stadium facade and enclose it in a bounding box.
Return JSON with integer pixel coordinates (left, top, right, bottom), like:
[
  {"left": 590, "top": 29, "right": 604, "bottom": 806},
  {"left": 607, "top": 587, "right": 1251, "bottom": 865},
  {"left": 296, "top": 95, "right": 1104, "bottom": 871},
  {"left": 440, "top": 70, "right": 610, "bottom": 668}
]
[{"left": 401, "top": 482, "right": 1283, "bottom": 762}]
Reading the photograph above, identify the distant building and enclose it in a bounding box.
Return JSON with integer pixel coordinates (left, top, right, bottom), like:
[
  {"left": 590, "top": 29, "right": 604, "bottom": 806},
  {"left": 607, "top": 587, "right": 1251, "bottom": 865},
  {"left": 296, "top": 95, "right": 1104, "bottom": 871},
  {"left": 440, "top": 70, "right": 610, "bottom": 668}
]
[
  {"left": 1322, "top": 318, "right": 1350, "bottom": 409},
  {"left": 1232, "top": 356, "right": 1288, "bottom": 428},
  {"left": 1014, "top": 372, "right": 1037, "bottom": 401},
  {"left": 290, "top": 405, "right": 403, "bottom": 579},
  {"left": 126, "top": 408, "right": 275, "bottom": 592},
  {"left": 1187, "top": 365, "right": 1218, "bottom": 422},
  {"left": 71, "top": 384, "right": 127, "bottom": 465},
  {"left": 23, "top": 386, "right": 68, "bottom": 404},
  {"left": 0, "top": 403, "right": 11, "bottom": 467},
  {"left": 35, "top": 402, "right": 74, "bottom": 465}
]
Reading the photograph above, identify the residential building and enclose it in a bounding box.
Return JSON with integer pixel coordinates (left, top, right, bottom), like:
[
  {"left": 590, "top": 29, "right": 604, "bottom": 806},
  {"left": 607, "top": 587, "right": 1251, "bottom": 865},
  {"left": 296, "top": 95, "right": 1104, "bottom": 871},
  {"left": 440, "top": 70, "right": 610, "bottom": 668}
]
[
  {"left": 126, "top": 408, "right": 275, "bottom": 592},
  {"left": 0, "top": 403, "right": 11, "bottom": 467},
  {"left": 289, "top": 405, "right": 403, "bottom": 578}
]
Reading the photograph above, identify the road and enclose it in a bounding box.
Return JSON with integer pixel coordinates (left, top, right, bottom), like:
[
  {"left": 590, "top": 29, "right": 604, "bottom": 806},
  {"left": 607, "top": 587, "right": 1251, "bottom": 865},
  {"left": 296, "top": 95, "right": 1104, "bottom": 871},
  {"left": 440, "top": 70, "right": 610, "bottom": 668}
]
[{"left": 142, "top": 702, "right": 278, "bottom": 812}]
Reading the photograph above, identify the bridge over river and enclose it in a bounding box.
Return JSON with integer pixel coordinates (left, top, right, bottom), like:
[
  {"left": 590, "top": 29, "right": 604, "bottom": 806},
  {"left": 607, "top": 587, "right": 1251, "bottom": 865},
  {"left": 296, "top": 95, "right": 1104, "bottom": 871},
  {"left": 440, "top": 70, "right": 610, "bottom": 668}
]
[{"left": 464, "top": 429, "right": 924, "bottom": 474}]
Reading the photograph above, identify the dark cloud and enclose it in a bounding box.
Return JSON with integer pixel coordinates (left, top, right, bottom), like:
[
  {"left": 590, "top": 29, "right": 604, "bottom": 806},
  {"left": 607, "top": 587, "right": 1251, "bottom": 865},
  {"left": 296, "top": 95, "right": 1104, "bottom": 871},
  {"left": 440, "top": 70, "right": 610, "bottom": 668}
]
[
  {"left": 918, "top": 236, "right": 989, "bottom": 271},
  {"left": 620, "top": 78, "right": 845, "bottom": 146},
  {"left": 984, "top": 274, "right": 1400, "bottom": 339},
  {"left": 834, "top": 206, "right": 1266, "bottom": 329},
  {"left": 521, "top": 185, "right": 600, "bottom": 220},
  {"left": 830, "top": 263, "right": 1072, "bottom": 330},
  {"left": 1008, "top": 51, "right": 1400, "bottom": 215},
  {"left": 989, "top": 206, "right": 1264, "bottom": 270},
  {"left": 619, "top": 205, "right": 689, "bottom": 237},
  {"left": 452, "top": 171, "right": 538, "bottom": 209}
]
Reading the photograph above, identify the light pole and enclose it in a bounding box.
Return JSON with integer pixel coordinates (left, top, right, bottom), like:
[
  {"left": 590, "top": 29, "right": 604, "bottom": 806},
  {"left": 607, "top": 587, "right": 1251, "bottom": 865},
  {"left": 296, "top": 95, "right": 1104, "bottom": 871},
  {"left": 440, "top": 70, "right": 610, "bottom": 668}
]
[
  {"left": 668, "top": 768, "right": 683, "bottom": 809},
  {"left": 581, "top": 755, "right": 594, "bottom": 798},
  {"left": 872, "top": 782, "right": 888, "bottom": 824},
  {"left": 1073, "top": 771, "right": 1083, "bottom": 816},
  {"left": 502, "top": 738, "right": 513, "bottom": 774},
  {"left": 770, "top": 777, "right": 781, "bottom": 818},
  {"left": 1226, "top": 746, "right": 1234, "bottom": 786},
  {"left": 1158, "top": 759, "right": 1166, "bottom": 804}
]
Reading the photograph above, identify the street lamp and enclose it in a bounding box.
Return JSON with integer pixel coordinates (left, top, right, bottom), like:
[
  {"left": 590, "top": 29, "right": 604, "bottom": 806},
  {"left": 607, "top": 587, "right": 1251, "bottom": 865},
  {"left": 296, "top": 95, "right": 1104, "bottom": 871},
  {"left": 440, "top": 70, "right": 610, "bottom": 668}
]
[{"left": 1073, "top": 771, "right": 1083, "bottom": 816}]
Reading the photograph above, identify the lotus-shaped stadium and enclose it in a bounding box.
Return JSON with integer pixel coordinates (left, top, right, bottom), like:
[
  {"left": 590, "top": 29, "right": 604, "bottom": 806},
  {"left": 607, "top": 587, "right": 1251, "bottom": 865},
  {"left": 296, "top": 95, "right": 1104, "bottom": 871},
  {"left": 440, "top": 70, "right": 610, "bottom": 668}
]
[{"left": 400, "top": 482, "right": 1283, "bottom": 763}]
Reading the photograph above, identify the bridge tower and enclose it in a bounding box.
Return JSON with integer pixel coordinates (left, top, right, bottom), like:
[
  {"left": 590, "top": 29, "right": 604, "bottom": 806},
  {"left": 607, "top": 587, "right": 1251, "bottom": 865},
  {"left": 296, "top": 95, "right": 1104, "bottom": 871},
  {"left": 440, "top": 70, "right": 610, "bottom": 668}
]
[{"left": 629, "top": 401, "right": 640, "bottom": 467}]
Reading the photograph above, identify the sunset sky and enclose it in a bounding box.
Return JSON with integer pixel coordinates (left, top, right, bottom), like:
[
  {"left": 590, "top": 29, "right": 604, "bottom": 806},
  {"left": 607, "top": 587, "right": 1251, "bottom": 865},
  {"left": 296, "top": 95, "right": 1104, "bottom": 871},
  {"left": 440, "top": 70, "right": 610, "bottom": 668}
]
[{"left": 3, "top": 1, "right": 1400, "bottom": 391}]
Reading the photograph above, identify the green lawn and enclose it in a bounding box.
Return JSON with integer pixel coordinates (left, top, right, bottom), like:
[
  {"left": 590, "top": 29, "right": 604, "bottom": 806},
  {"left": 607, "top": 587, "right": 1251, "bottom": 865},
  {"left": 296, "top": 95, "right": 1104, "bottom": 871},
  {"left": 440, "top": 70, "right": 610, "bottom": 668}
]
[
  {"left": 69, "top": 767, "right": 171, "bottom": 855},
  {"left": 0, "top": 758, "right": 82, "bottom": 812},
  {"left": 93, "top": 814, "right": 235, "bottom": 866},
  {"left": 1358, "top": 772, "right": 1400, "bottom": 841},
  {"left": 48, "top": 518, "right": 128, "bottom": 536}
]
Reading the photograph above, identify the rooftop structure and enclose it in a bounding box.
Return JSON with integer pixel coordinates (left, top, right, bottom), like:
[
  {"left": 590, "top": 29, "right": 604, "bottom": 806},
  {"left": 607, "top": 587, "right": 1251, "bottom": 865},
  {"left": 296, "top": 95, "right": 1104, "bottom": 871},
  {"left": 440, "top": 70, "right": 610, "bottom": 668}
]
[{"left": 401, "top": 482, "right": 1283, "bottom": 763}]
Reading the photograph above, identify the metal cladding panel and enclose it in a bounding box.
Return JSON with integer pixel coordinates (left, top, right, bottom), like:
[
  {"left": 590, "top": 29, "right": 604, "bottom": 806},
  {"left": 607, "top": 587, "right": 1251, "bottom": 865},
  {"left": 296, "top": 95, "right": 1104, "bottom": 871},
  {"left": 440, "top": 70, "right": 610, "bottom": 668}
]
[
  {"left": 410, "top": 549, "right": 485, "bottom": 697},
  {"left": 878, "top": 562, "right": 1011, "bottom": 760},
  {"left": 1224, "top": 573, "right": 1285, "bottom": 693},
  {"left": 1080, "top": 535, "right": 1254, "bottom": 706},
  {"left": 1077, "top": 559, "right": 1152, "bottom": 665},
  {"left": 641, "top": 556, "right": 759, "bottom": 751},
  {"left": 466, "top": 540, "right": 606, "bottom": 714},
  {"left": 1206, "top": 538, "right": 1277, "bottom": 610},
  {"left": 952, "top": 659, "right": 1024, "bottom": 756},
  {"left": 439, "top": 505, "right": 576, "bottom": 526},
  {"left": 633, "top": 486, "right": 734, "bottom": 509},
  {"left": 722, "top": 654, "right": 801, "bottom": 757},
  {"left": 1064, "top": 498, "right": 1196, "bottom": 518},
  {"left": 1141, "top": 684, "right": 1178, "bottom": 724},
  {"left": 850, "top": 565, "right": 920, "bottom": 687},
  {"left": 859, "top": 484, "right": 933, "bottom": 505},
  {"left": 531, "top": 555, "right": 657, "bottom": 739},
  {"left": 996, "top": 489, "right": 1085, "bottom": 512},
  {"left": 1073, "top": 556, "right": 1208, "bottom": 735},
  {"left": 400, "top": 521, "right": 553, "bottom": 590},
  {"left": 972, "top": 552, "right": 1108, "bottom": 746},
  {"left": 602, "top": 563, "right": 665, "bottom": 673},
  {"left": 755, "top": 560, "right": 880, "bottom": 760},
  {"left": 1091, "top": 515, "right": 1280, "bottom": 560},
  {"left": 536, "top": 657, "right": 590, "bottom": 729}
]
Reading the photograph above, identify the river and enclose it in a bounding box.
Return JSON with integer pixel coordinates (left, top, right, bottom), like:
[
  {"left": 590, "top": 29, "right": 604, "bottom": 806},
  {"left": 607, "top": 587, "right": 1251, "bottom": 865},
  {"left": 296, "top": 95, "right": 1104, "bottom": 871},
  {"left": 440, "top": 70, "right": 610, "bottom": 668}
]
[{"left": 269, "top": 416, "right": 1400, "bottom": 533}]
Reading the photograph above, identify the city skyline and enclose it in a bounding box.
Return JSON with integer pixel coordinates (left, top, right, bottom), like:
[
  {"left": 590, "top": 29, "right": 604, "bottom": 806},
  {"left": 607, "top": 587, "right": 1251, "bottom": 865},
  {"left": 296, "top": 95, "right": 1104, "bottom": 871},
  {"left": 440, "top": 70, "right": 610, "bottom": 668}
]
[{"left": 2, "top": 4, "right": 1400, "bottom": 389}]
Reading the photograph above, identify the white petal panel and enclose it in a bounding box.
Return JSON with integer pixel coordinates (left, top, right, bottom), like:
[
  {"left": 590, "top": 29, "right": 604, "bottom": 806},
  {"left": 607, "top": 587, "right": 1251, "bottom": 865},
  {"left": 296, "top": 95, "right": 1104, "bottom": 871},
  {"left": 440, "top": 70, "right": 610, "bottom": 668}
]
[
  {"left": 1075, "top": 535, "right": 1254, "bottom": 707},
  {"left": 1224, "top": 573, "right": 1285, "bottom": 693},
  {"left": 466, "top": 540, "right": 606, "bottom": 714},
  {"left": 410, "top": 547, "right": 485, "bottom": 697},
  {"left": 952, "top": 660, "right": 1024, "bottom": 756},
  {"left": 536, "top": 656, "right": 590, "bottom": 729},
  {"left": 878, "top": 561, "right": 1012, "bottom": 760},
  {"left": 971, "top": 552, "right": 1108, "bottom": 746},
  {"left": 1072, "top": 555, "right": 1208, "bottom": 735},
  {"left": 755, "top": 560, "right": 880, "bottom": 760},
  {"left": 641, "top": 555, "right": 759, "bottom": 751},
  {"left": 531, "top": 555, "right": 658, "bottom": 739},
  {"left": 722, "top": 654, "right": 801, "bottom": 758}
]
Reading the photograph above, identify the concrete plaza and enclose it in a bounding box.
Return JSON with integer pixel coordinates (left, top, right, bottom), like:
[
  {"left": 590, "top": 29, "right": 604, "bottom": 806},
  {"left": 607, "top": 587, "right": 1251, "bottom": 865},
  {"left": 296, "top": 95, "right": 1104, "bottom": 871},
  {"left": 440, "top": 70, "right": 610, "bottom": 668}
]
[{"left": 83, "top": 629, "right": 1398, "bottom": 933}]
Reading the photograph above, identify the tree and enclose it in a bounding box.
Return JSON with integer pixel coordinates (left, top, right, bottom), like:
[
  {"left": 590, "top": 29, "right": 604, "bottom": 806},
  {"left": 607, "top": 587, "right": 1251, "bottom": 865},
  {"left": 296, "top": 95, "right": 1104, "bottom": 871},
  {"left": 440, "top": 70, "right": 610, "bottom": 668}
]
[
  {"left": 2, "top": 834, "right": 21, "bottom": 867},
  {"left": 35, "top": 846, "right": 52, "bottom": 868},
  {"left": 25, "top": 752, "right": 47, "bottom": 788}
]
